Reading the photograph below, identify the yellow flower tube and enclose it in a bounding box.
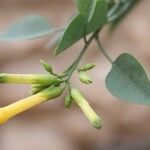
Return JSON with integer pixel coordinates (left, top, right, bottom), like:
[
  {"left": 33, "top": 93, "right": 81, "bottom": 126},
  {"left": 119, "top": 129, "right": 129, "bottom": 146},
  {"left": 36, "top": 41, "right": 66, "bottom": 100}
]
[
  {"left": 0, "top": 86, "right": 63, "bottom": 124},
  {"left": 71, "top": 88, "right": 102, "bottom": 129},
  {"left": 0, "top": 73, "right": 61, "bottom": 86}
]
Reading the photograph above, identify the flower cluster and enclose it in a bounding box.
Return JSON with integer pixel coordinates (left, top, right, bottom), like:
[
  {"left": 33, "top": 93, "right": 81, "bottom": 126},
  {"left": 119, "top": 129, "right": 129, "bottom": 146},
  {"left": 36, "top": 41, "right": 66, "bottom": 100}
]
[{"left": 0, "top": 62, "right": 101, "bottom": 129}]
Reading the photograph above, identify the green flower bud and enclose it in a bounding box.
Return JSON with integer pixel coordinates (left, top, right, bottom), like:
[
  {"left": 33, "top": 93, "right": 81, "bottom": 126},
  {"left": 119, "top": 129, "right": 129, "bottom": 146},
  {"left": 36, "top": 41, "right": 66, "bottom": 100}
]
[
  {"left": 31, "top": 84, "right": 49, "bottom": 95},
  {"left": 31, "top": 84, "right": 45, "bottom": 89},
  {"left": 78, "top": 71, "right": 92, "bottom": 84},
  {"left": 30, "top": 87, "right": 43, "bottom": 95},
  {"left": 79, "top": 63, "right": 97, "bottom": 71},
  {"left": 31, "top": 88, "right": 40, "bottom": 95},
  {"left": 64, "top": 94, "right": 73, "bottom": 109},
  {"left": 59, "top": 72, "right": 68, "bottom": 78},
  {"left": 42, "top": 86, "right": 64, "bottom": 100},
  {"left": 40, "top": 60, "right": 53, "bottom": 74},
  {"left": 71, "top": 88, "right": 102, "bottom": 129}
]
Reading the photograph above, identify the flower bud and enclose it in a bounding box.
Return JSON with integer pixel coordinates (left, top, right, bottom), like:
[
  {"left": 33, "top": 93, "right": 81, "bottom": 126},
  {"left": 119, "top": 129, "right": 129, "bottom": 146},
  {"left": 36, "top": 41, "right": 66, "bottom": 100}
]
[
  {"left": 71, "top": 88, "right": 102, "bottom": 129},
  {"left": 30, "top": 84, "right": 49, "bottom": 95},
  {"left": 31, "top": 84, "right": 45, "bottom": 89},
  {"left": 78, "top": 71, "right": 92, "bottom": 84},
  {"left": 40, "top": 60, "right": 53, "bottom": 74},
  {"left": 30, "top": 87, "right": 42, "bottom": 95},
  {"left": 64, "top": 94, "right": 73, "bottom": 109},
  {"left": 0, "top": 86, "right": 63, "bottom": 124},
  {"left": 79, "top": 63, "right": 96, "bottom": 71}
]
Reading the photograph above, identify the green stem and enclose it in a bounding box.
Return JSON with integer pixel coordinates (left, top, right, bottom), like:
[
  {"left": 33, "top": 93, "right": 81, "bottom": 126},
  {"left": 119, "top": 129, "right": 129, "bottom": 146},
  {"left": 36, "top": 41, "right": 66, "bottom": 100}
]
[
  {"left": 65, "top": 30, "right": 99, "bottom": 82},
  {"left": 95, "top": 35, "right": 113, "bottom": 64}
]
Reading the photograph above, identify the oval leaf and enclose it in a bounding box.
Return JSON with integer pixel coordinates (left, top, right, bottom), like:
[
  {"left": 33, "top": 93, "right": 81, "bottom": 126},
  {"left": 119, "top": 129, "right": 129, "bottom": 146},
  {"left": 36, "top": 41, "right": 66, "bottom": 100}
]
[
  {"left": 76, "top": 0, "right": 96, "bottom": 22},
  {"left": 55, "top": 14, "right": 85, "bottom": 55},
  {"left": 106, "top": 53, "right": 150, "bottom": 105},
  {"left": 86, "top": 0, "right": 107, "bottom": 33},
  {"left": 0, "top": 15, "right": 54, "bottom": 40},
  {"left": 55, "top": 0, "right": 107, "bottom": 55}
]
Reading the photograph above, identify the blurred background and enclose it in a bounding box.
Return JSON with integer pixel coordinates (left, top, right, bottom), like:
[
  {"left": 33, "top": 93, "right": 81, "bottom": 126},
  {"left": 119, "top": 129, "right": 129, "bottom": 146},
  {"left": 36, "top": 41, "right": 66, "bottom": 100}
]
[{"left": 0, "top": 0, "right": 150, "bottom": 150}]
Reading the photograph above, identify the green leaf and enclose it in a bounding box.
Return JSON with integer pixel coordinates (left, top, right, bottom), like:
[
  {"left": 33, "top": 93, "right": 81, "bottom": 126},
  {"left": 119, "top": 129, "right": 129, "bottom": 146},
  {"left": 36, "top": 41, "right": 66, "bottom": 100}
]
[
  {"left": 55, "top": 15, "right": 85, "bottom": 55},
  {"left": 55, "top": 0, "right": 107, "bottom": 55},
  {"left": 86, "top": 0, "right": 107, "bottom": 32},
  {"left": 106, "top": 53, "right": 150, "bottom": 105},
  {"left": 76, "top": 0, "right": 96, "bottom": 22},
  {"left": 0, "top": 15, "right": 54, "bottom": 40}
]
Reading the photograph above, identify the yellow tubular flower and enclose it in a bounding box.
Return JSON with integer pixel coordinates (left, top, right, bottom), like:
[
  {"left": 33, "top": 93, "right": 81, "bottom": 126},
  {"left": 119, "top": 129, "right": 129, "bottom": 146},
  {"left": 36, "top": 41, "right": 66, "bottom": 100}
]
[
  {"left": 0, "top": 86, "right": 63, "bottom": 124},
  {"left": 0, "top": 73, "right": 61, "bottom": 86},
  {"left": 71, "top": 88, "right": 102, "bottom": 129}
]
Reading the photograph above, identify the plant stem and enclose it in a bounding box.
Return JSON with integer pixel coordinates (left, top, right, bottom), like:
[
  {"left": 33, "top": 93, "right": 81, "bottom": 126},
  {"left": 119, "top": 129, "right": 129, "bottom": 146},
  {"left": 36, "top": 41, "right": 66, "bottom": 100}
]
[
  {"left": 95, "top": 35, "right": 113, "bottom": 64},
  {"left": 65, "top": 30, "right": 99, "bottom": 82}
]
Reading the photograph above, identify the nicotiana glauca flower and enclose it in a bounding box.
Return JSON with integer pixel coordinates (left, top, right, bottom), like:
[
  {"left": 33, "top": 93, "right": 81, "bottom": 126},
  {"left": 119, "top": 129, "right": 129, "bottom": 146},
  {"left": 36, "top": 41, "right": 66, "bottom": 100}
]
[
  {"left": 71, "top": 88, "right": 102, "bottom": 129},
  {"left": 0, "top": 86, "right": 63, "bottom": 124},
  {"left": 0, "top": 73, "right": 61, "bottom": 86}
]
